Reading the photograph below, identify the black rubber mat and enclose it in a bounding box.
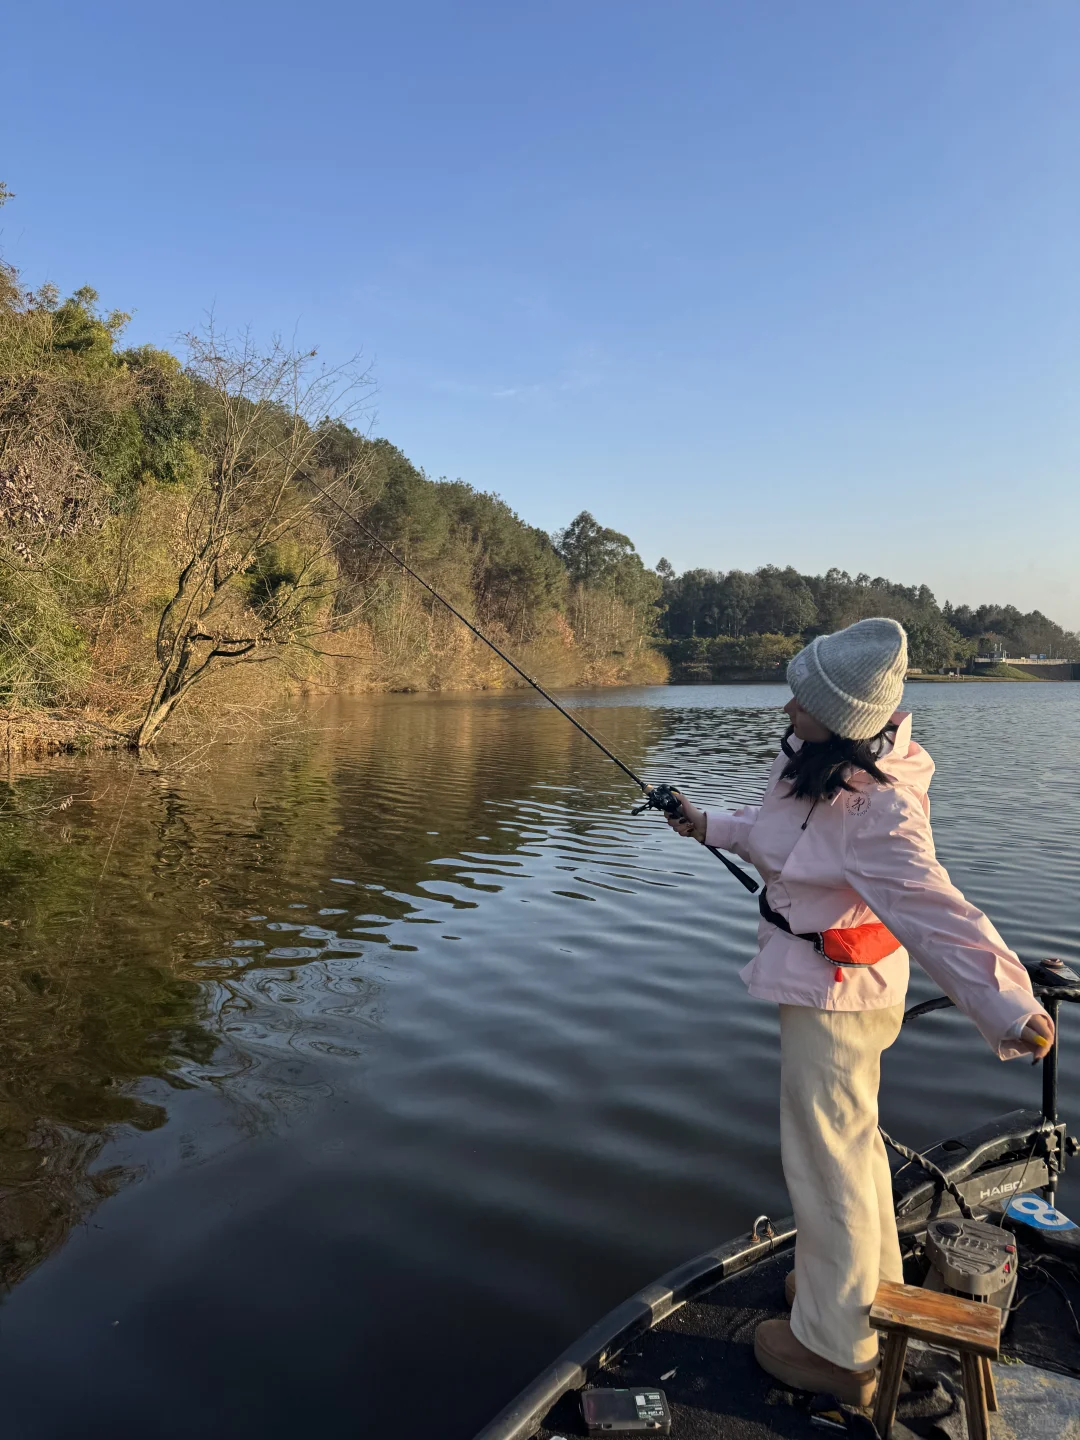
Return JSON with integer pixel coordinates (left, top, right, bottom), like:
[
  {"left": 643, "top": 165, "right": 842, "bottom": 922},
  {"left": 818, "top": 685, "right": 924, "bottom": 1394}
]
[{"left": 534, "top": 1241, "right": 1080, "bottom": 1439}]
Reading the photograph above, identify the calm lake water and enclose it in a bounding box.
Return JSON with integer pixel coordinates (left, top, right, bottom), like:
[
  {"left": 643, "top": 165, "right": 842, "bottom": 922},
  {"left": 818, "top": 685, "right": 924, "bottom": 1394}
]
[{"left": 0, "top": 681, "right": 1077, "bottom": 1437}]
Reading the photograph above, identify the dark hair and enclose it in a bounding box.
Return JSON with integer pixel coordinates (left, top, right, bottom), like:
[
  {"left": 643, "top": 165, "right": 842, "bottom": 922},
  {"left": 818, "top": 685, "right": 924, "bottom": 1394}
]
[{"left": 780, "top": 723, "right": 896, "bottom": 801}]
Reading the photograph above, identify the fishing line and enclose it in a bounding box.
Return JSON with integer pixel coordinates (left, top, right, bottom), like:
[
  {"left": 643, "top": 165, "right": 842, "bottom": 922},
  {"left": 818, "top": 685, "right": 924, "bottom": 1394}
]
[
  {"left": 97, "top": 761, "right": 139, "bottom": 886},
  {"left": 70, "top": 755, "right": 141, "bottom": 966},
  {"left": 311, "top": 481, "right": 759, "bottom": 893}
]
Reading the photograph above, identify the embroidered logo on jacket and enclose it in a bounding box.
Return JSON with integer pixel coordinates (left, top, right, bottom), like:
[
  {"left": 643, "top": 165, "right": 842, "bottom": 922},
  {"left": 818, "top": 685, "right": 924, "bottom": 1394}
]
[{"left": 848, "top": 794, "right": 870, "bottom": 815}]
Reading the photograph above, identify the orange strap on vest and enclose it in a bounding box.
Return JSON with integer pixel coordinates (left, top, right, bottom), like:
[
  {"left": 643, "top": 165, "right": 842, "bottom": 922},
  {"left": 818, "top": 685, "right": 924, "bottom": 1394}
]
[{"left": 759, "top": 891, "right": 901, "bottom": 982}]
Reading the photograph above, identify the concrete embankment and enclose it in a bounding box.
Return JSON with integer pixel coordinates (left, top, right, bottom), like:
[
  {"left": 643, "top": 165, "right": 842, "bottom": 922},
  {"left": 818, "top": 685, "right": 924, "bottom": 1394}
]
[
  {"left": 668, "top": 663, "right": 1079, "bottom": 685},
  {"left": 908, "top": 663, "right": 1079, "bottom": 683}
]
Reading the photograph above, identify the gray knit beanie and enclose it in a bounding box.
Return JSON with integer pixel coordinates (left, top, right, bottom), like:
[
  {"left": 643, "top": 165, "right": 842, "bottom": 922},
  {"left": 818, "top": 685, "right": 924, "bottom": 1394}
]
[{"left": 786, "top": 617, "right": 908, "bottom": 740}]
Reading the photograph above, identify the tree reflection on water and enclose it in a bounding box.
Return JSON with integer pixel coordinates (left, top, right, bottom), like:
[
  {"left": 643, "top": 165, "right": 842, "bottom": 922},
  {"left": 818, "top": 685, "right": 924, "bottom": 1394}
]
[{"left": 0, "top": 692, "right": 668, "bottom": 1291}]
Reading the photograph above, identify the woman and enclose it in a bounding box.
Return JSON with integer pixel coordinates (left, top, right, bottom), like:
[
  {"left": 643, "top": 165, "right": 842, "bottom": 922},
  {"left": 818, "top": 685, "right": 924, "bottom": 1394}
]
[{"left": 667, "top": 617, "right": 1054, "bottom": 1407}]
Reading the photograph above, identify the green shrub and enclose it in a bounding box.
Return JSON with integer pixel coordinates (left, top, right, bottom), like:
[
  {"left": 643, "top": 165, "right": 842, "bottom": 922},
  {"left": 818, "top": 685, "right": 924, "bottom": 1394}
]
[{"left": 0, "top": 565, "right": 89, "bottom": 708}]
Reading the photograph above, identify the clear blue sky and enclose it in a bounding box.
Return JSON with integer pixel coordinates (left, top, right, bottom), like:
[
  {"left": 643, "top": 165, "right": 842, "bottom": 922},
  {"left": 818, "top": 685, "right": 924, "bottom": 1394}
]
[{"left": 5, "top": 2, "right": 1079, "bottom": 626}]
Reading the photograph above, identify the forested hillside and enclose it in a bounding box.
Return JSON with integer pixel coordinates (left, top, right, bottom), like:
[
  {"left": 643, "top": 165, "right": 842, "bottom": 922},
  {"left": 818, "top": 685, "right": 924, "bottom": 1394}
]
[
  {"left": 0, "top": 249, "right": 663, "bottom": 748},
  {"left": 2, "top": 229, "right": 1076, "bottom": 749}
]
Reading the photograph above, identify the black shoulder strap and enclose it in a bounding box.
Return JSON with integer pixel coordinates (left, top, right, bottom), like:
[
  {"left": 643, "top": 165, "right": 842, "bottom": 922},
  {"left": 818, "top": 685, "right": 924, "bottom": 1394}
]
[
  {"left": 758, "top": 889, "right": 825, "bottom": 954},
  {"left": 758, "top": 889, "right": 793, "bottom": 933}
]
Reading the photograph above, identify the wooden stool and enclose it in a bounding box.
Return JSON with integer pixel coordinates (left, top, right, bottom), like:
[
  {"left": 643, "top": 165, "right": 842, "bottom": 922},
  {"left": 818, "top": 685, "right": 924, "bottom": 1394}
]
[{"left": 870, "top": 1281, "right": 1001, "bottom": 1440}]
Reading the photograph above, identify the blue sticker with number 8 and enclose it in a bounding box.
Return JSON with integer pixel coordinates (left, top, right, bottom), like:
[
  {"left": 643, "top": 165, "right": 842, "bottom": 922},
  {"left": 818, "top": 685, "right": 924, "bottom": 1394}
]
[{"left": 1006, "top": 1192, "right": 1077, "bottom": 1230}]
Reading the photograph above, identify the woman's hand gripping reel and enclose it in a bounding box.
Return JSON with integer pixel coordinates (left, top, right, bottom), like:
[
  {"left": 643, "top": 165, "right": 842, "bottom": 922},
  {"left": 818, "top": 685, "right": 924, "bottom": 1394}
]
[{"left": 634, "top": 784, "right": 760, "bottom": 893}]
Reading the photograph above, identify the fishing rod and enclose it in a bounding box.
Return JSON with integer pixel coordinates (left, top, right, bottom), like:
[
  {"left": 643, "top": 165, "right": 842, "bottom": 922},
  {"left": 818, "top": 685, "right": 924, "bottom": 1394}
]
[{"left": 313, "top": 481, "right": 759, "bottom": 894}]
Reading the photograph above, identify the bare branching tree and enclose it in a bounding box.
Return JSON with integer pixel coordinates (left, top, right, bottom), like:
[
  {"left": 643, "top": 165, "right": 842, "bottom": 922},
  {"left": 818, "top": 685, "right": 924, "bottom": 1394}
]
[{"left": 134, "top": 326, "right": 376, "bottom": 748}]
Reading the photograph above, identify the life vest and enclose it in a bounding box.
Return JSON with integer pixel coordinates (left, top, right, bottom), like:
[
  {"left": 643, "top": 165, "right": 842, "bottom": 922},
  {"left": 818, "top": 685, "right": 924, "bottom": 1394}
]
[{"left": 758, "top": 890, "right": 901, "bottom": 983}]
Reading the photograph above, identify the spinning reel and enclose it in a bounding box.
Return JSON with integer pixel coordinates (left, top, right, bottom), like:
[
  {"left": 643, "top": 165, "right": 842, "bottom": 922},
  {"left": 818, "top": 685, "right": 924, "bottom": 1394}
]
[
  {"left": 631, "top": 783, "right": 687, "bottom": 822},
  {"left": 632, "top": 784, "right": 759, "bottom": 893}
]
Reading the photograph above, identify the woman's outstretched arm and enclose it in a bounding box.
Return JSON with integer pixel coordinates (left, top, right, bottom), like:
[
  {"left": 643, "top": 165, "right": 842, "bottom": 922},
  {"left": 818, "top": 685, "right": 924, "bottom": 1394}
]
[{"left": 842, "top": 784, "right": 1051, "bottom": 1060}]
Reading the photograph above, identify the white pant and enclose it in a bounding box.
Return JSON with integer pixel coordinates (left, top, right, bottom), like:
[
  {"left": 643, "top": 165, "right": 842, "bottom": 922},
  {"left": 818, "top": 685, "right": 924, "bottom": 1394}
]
[{"left": 779, "top": 1002, "right": 905, "bottom": 1370}]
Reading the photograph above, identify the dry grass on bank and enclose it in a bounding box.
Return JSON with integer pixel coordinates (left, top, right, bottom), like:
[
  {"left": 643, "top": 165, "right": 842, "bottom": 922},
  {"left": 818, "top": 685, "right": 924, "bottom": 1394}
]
[
  {"left": 3, "top": 470, "right": 668, "bottom": 758},
  {"left": 2, "top": 622, "right": 669, "bottom": 759}
]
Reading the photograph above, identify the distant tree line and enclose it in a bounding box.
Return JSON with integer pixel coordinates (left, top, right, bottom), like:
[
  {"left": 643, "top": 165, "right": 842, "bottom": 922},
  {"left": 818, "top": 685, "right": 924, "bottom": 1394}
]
[{"left": 655, "top": 563, "right": 1080, "bottom": 675}]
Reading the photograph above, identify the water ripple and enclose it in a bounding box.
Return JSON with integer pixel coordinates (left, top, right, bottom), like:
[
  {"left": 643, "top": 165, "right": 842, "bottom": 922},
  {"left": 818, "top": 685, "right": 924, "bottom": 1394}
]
[{"left": 0, "top": 682, "right": 1076, "bottom": 1438}]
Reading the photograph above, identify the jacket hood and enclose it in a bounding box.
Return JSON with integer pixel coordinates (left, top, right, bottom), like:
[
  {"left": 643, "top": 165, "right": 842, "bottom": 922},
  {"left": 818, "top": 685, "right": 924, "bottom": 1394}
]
[{"left": 874, "top": 711, "right": 935, "bottom": 793}]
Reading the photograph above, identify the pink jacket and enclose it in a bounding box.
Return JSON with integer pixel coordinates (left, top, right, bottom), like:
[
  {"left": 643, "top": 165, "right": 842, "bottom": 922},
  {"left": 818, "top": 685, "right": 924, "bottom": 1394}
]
[{"left": 704, "top": 712, "right": 1045, "bottom": 1060}]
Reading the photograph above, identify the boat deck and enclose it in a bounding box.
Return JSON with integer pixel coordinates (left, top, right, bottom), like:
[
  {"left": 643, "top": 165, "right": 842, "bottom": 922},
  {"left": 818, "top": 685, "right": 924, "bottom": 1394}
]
[{"left": 533, "top": 1245, "right": 1080, "bottom": 1439}]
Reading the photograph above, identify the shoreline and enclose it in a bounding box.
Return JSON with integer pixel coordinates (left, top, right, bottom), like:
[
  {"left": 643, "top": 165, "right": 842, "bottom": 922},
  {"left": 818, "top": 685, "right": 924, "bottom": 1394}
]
[
  {"left": 3, "top": 672, "right": 665, "bottom": 759},
  {"left": 2, "top": 711, "right": 131, "bottom": 761},
  {"left": 7, "top": 670, "right": 1077, "bottom": 763},
  {"left": 905, "top": 673, "right": 1043, "bottom": 684}
]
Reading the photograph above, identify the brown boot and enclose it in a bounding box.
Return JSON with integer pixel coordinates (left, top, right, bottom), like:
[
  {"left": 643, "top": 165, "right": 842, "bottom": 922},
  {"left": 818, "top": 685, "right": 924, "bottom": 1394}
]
[
  {"left": 784, "top": 1269, "right": 796, "bottom": 1307},
  {"left": 754, "top": 1317, "right": 877, "bottom": 1408}
]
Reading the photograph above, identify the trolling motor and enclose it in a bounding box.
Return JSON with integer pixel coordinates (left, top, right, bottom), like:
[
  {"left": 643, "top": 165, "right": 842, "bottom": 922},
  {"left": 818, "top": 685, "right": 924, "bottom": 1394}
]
[
  {"left": 904, "top": 956, "right": 1080, "bottom": 1219},
  {"left": 634, "top": 784, "right": 759, "bottom": 893},
  {"left": 896, "top": 955, "right": 1080, "bottom": 1313},
  {"left": 916, "top": 963, "right": 1078, "bottom": 1310}
]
